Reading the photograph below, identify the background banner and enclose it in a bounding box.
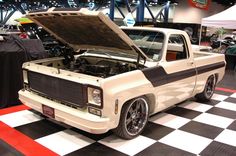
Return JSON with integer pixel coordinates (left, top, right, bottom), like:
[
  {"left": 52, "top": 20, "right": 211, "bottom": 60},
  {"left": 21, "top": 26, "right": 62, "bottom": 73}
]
[{"left": 188, "top": 0, "right": 211, "bottom": 10}]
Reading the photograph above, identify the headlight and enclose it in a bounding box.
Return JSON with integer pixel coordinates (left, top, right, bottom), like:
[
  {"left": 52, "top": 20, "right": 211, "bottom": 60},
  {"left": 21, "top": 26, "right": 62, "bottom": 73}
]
[
  {"left": 87, "top": 87, "right": 103, "bottom": 107},
  {"left": 92, "top": 89, "right": 101, "bottom": 104}
]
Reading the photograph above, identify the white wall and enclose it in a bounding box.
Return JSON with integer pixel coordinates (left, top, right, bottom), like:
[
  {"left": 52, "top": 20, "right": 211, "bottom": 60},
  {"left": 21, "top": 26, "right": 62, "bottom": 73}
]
[
  {"left": 144, "top": 5, "right": 175, "bottom": 21},
  {"left": 4, "top": 11, "right": 24, "bottom": 25},
  {"left": 173, "top": 1, "right": 226, "bottom": 23},
  {"left": 100, "top": 5, "right": 175, "bottom": 22},
  {"left": 101, "top": 1, "right": 226, "bottom": 24},
  {"left": 5, "top": 1, "right": 227, "bottom": 25}
]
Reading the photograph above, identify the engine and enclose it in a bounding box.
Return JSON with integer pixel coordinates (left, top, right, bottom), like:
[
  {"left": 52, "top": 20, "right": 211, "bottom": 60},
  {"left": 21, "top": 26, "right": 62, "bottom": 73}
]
[{"left": 67, "top": 57, "right": 138, "bottom": 78}]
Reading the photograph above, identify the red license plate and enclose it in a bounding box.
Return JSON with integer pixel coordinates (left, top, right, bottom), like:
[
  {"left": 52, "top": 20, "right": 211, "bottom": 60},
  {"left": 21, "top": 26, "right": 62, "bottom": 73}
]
[{"left": 42, "top": 105, "right": 55, "bottom": 118}]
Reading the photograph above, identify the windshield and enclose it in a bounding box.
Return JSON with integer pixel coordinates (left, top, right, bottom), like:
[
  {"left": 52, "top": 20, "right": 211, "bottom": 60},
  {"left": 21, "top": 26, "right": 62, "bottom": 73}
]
[{"left": 123, "top": 29, "right": 165, "bottom": 61}]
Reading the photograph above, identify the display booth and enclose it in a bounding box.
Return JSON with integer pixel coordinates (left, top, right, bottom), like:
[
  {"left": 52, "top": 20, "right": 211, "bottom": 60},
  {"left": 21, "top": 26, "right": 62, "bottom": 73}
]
[
  {"left": 202, "top": 5, "right": 236, "bottom": 29},
  {"left": 0, "top": 35, "right": 47, "bottom": 108},
  {"left": 201, "top": 5, "right": 236, "bottom": 70}
]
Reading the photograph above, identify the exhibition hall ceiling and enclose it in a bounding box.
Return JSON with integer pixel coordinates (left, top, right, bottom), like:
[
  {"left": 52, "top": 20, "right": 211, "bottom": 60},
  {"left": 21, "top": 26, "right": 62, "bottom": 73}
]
[{"left": 0, "top": 0, "right": 236, "bottom": 6}]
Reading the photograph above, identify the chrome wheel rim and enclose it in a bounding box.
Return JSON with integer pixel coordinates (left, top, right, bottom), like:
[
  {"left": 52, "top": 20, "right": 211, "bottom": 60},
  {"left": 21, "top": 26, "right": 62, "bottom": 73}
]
[
  {"left": 124, "top": 98, "right": 148, "bottom": 136},
  {"left": 205, "top": 76, "right": 215, "bottom": 98}
]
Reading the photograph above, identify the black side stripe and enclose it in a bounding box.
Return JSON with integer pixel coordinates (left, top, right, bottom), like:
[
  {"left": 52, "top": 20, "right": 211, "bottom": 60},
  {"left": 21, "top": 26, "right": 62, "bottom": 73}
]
[
  {"left": 197, "top": 62, "right": 225, "bottom": 75},
  {"left": 142, "top": 61, "right": 225, "bottom": 87}
]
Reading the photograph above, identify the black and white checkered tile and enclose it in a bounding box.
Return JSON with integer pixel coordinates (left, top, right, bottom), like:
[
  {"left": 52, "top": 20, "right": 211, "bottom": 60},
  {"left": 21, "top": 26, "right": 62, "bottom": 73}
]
[{"left": 1, "top": 91, "right": 236, "bottom": 156}]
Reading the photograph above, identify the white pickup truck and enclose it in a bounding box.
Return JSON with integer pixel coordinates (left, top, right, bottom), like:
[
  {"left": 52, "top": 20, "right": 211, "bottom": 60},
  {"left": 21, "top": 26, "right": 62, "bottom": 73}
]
[{"left": 19, "top": 8, "right": 225, "bottom": 139}]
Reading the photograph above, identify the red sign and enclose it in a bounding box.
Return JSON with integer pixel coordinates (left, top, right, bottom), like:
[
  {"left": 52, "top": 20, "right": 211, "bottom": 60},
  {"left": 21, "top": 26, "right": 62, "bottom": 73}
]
[
  {"left": 188, "top": 0, "right": 211, "bottom": 10},
  {"left": 42, "top": 105, "right": 55, "bottom": 118}
]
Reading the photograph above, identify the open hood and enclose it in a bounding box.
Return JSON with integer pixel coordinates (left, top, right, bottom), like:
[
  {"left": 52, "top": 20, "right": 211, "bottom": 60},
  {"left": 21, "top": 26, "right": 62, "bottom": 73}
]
[{"left": 26, "top": 8, "right": 148, "bottom": 60}]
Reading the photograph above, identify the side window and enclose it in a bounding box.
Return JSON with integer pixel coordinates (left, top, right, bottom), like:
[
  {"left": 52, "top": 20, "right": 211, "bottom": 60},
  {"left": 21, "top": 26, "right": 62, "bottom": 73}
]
[{"left": 166, "top": 34, "right": 189, "bottom": 62}]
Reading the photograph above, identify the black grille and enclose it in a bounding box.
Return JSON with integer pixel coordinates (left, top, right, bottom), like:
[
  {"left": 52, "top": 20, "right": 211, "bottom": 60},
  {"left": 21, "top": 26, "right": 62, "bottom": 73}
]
[{"left": 28, "top": 71, "right": 87, "bottom": 108}]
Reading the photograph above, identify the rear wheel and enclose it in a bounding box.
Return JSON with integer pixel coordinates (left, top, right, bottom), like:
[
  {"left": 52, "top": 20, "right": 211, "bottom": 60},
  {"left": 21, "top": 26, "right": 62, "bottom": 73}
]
[
  {"left": 196, "top": 75, "right": 216, "bottom": 102},
  {"left": 113, "top": 97, "right": 149, "bottom": 139}
]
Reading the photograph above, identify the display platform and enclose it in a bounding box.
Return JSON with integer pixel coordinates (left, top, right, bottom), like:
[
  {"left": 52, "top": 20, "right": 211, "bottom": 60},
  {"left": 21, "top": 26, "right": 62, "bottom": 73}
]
[{"left": 0, "top": 88, "right": 236, "bottom": 156}]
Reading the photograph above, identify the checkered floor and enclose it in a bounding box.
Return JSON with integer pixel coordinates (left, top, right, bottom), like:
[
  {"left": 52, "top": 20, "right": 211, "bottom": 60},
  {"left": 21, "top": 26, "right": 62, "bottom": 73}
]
[{"left": 1, "top": 90, "right": 236, "bottom": 156}]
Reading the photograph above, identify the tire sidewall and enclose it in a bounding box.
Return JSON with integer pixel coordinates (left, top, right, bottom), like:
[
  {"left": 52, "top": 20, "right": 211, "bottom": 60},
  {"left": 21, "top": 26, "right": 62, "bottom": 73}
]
[
  {"left": 203, "top": 75, "right": 215, "bottom": 100},
  {"left": 120, "top": 97, "right": 149, "bottom": 139}
]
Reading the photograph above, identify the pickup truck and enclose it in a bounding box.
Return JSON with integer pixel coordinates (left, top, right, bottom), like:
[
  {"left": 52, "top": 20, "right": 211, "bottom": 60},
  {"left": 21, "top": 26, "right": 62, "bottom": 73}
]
[{"left": 19, "top": 8, "right": 225, "bottom": 139}]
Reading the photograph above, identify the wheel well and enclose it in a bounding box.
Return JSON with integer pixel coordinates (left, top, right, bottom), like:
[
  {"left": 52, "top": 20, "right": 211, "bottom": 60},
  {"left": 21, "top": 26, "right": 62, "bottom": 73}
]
[
  {"left": 207, "top": 74, "right": 216, "bottom": 87},
  {"left": 113, "top": 95, "right": 150, "bottom": 139},
  {"left": 214, "top": 73, "right": 219, "bottom": 83},
  {"left": 208, "top": 74, "right": 217, "bottom": 86},
  {"left": 195, "top": 74, "right": 216, "bottom": 102},
  {"left": 122, "top": 94, "right": 156, "bottom": 115},
  {"left": 143, "top": 94, "right": 156, "bottom": 114}
]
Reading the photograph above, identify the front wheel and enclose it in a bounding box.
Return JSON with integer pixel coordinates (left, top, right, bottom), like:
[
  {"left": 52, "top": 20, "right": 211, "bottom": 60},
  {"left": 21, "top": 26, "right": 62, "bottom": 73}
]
[
  {"left": 195, "top": 75, "right": 216, "bottom": 102},
  {"left": 113, "top": 97, "right": 149, "bottom": 139}
]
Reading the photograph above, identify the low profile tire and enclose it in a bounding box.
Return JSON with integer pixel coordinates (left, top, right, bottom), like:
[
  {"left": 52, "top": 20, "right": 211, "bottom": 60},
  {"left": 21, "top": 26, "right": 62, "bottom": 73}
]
[
  {"left": 113, "top": 97, "right": 149, "bottom": 139},
  {"left": 195, "top": 75, "right": 216, "bottom": 102}
]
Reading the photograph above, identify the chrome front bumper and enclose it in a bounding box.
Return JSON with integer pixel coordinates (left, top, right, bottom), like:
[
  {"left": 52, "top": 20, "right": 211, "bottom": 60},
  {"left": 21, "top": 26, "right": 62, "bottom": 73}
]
[{"left": 19, "top": 90, "right": 110, "bottom": 134}]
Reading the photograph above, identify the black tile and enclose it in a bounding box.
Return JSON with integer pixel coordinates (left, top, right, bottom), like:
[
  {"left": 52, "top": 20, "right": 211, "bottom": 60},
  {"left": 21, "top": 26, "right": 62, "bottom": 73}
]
[
  {"left": 227, "top": 120, "right": 236, "bottom": 131},
  {"left": 224, "top": 97, "right": 236, "bottom": 104},
  {"left": 215, "top": 90, "right": 233, "bottom": 96},
  {"left": 200, "top": 141, "right": 236, "bottom": 156},
  {"left": 166, "top": 107, "right": 201, "bottom": 119},
  {"left": 207, "top": 107, "right": 236, "bottom": 119},
  {"left": 201, "top": 99, "right": 221, "bottom": 106},
  {"left": 135, "top": 142, "right": 195, "bottom": 156},
  {"left": 0, "top": 139, "right": 24, "bottom": 156},
  {"left": 179, "top": 121, "right": 223, "bottom": 139},
  {"left": 70, "top": 128, "right": 113, "bottom": 141},
  {"left": 142, "top": 122, "right": 175, "bottom": 140},
  {"left": 65, "top": 142, "right": 128, "bottom": 156},
  {"left": 15, "top": 119, "right": 66, "bottom": 139},
  {"left": 28, "top": 109, "right": 42, "bottom": 115}
]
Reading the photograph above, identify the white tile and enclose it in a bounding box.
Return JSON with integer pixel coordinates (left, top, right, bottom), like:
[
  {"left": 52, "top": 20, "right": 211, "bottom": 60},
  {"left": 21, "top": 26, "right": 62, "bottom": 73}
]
[
  {"left": 159, "top": 130, "right": 212, "bottom": 154},
  {"left": 211, "top": 94, "right": 228, "bottom": 101},
  {"left": 215, "top": 129, "right": 236, "bottom": 147},
  {"left": 179, "top": 101, "right": 213, "bottom": 112},
  {"left": 230, "top": 93, "right": 236, "bottom": 98},
  {"left": 215, "top": 101, "right": 236, "bottom": 112},
  {"left": 36, "top": 129, "right": 95, "bottom": 155},
  {"left": 193, "top": 113, "right": 234, "bottom": 128},
  {"left": 99, "top": 135, "right": 156, "bottom": 156},
  {"left": 150, "top": 113, "right": 190, "bottom": 129},
  {"left": 0, "top": 110, "right": 43, "bottom": 127}
]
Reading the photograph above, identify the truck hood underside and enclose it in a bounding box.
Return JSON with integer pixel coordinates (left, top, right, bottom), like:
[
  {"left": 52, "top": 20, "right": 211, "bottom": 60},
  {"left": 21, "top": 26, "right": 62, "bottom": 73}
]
[{"left": 26, "top": 8, "right": 148, "bottom": 60}]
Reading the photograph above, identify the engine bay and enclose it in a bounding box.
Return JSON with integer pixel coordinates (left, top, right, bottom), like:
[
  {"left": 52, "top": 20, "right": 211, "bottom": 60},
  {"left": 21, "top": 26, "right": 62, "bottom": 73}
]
[
  {"left": 39, "top": 54, "right": 144, "bottom": 78},
  {"left": 70, "top": 56, "right": 140, "bottom": 78}
]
